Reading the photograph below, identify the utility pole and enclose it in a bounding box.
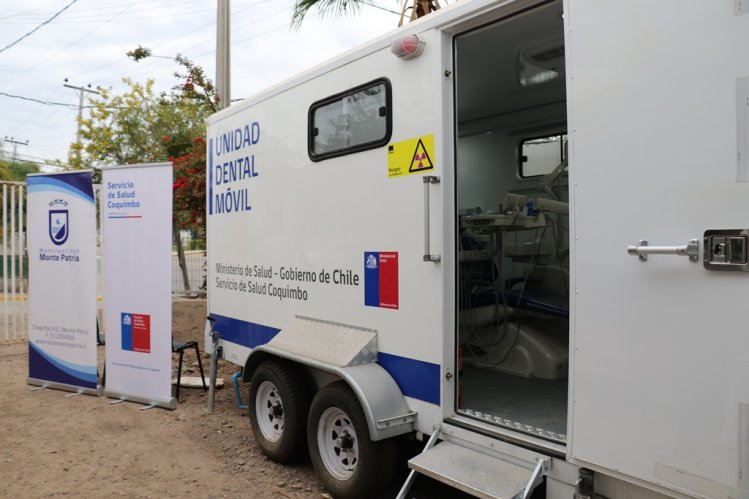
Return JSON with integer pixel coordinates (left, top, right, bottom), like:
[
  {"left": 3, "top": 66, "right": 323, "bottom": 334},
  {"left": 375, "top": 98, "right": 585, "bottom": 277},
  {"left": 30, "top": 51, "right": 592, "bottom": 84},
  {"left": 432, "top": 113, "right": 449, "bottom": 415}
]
[
  {"left": 63, "top": 80, "right": 100, "bottom": 166},
  {"left": 3, "top": 137, "right": 29, "bottom": 163},
  {"left": 216, "top": 0, "right": 231, "bottom": 110}
]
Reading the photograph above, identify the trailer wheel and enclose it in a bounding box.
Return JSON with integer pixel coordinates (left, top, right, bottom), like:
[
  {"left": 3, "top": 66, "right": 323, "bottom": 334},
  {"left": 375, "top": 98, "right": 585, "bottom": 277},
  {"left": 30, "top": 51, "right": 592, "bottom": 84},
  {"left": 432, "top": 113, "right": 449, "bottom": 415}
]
[
  {"left": 307, "top": 381, "right": 397, "bottom": 499},
  {"left": 248, "top": 360, "right": 310, "bottom": 463}
]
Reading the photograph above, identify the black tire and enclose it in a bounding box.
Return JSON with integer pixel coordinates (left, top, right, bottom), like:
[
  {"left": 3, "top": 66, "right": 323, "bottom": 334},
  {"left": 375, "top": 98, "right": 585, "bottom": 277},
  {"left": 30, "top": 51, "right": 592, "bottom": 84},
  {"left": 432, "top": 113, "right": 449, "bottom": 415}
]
[
  {"left": 248, "top": 360, "right": 311, "bottom": 463},
  {"left": 307, "top": 381, "right": 398, "bottom": 499}
]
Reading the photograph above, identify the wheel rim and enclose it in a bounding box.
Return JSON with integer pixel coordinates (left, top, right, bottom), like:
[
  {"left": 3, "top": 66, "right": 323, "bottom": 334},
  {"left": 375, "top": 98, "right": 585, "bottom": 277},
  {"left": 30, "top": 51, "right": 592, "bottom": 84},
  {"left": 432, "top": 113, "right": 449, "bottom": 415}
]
[
  {"left": 255, "top": 380, "right": 284, "bottom": 442},
  {"left": 317, "top": 406, "right": 358, "bottom": 480}
]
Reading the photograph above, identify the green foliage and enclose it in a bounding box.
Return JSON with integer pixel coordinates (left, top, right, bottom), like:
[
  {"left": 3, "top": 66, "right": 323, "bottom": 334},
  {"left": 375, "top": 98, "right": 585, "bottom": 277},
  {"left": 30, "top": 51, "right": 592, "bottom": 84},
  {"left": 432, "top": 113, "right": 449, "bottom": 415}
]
[
  {"left": 291, "top": 1, "right": 438, "bottom": 29},
  {"left": 68, "top": 49, "right": 217, "bottom": 243},
  {"left": 69, "top": 49, "right": 219, "bottom": 170},
  {"left": 173, "top": 136, "right": 206, "bottom": 231},
  {"left": 291, "top": 0, "right": 374, "bottom": 28},
  {"left": 126, "top": 46, "right": 219, "bottom": 113},
  {"left": 126, "top": 48, "right": 217, "bottom": 234},
  {"left": 172, "top": 54, "right": 219, "bottom": 113},
  {"left": 188, "top": 238, "right": 205, "bottom": 250},
  {"left": 0, "top": 151, "right": 37, "bottom": 182},
  {"left": 127, "top": 45, "right": 152, "bottom": 61},
  {"left": 69, "top": 78, "right": 207, "bottom": 169},
  {"left": 0, "top": 159, "right": 11, "bottom": 182},
  {"left": 8, "top": 161, "right": 39, "bottom": 181}
]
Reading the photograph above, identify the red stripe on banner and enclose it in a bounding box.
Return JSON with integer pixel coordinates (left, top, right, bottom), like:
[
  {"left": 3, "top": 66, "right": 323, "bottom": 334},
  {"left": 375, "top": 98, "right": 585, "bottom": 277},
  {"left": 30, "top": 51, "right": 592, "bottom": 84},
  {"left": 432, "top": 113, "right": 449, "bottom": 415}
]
[
  {"left": 132, "top": 313, "right": 151, "bottom": 353},
  {"left": 378, "top": 252, "right": 398, "bottom": 309}
]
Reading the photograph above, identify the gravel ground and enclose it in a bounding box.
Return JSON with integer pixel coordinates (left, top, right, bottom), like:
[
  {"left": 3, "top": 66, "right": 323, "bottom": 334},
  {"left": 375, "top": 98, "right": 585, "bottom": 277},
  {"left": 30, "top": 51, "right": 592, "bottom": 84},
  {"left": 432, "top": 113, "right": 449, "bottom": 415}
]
[{"left": 0, "top": 341, "right": 468, "bottom": 499}]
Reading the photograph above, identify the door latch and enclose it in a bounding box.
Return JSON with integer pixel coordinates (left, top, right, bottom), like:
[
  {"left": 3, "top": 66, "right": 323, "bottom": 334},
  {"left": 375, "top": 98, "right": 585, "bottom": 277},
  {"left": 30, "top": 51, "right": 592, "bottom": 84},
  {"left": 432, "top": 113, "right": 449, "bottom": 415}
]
[{"left": 704, "top": 229, "right": 749, "bottom": 271}]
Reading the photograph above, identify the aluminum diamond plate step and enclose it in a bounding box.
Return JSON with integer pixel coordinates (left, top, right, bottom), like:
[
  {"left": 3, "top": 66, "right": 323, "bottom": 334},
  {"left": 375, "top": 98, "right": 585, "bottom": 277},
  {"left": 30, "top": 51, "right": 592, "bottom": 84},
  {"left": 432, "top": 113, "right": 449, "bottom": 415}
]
[{"left": 408, "top": 441, "right": 535, "bottom": 499}]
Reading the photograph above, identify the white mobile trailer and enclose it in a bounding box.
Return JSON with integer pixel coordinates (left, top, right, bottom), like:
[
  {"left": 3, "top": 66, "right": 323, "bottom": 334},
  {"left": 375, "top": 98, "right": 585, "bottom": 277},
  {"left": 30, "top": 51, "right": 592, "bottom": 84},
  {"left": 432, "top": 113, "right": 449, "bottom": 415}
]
[{"left": 205, "top": 1, "right": 749, "bottom": 498}]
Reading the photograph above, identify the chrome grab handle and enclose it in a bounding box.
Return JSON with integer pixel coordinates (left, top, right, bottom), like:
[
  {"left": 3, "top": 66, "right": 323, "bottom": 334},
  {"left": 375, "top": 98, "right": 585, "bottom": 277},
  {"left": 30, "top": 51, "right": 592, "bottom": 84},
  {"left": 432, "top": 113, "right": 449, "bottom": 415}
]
[
  {"left": 627, "top": 239, "right": 700, "bottom": 262},
  {"left": 423, "top": 175, "right": 441, "bottom": 262}
]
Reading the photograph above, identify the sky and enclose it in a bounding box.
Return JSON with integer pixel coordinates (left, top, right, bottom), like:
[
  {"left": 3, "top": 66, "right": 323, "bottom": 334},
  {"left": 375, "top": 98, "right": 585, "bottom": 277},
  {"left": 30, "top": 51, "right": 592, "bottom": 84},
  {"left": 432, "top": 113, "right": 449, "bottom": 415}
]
[{"left": 0, "top": 0, "right": 402, "bottom": 168}]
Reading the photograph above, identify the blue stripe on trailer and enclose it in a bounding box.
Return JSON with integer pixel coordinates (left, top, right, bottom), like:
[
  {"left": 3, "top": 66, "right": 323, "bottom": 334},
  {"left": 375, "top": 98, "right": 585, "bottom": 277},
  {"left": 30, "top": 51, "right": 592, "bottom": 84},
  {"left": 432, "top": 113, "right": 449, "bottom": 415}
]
[
  {"left": 213, "top": 314, "right": 281, "bottom": 348},
  {"left": 215, "top": 315, "right": 441, "bottom": 405},
  {"left": 377, "top": 352, "right": 440, "bottom": 405}
]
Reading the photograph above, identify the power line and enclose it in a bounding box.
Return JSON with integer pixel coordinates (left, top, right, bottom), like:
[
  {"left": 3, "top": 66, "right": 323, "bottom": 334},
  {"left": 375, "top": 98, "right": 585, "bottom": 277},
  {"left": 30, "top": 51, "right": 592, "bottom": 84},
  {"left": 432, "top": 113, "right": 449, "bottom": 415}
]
[
  {"left": 2, "top": 151, "right": 57, "bottom": 163},
  {"left": 0, "top": 1, "right": 138, "bottom": 86},
  {"left": 0, "top": 3, "right": 57, "bottom": 22},
  {"left": 0, "top": 0, "right": 78, "bottom": 54},
  {"left": 17, "top": 84, "right": 67, "bottom": 132},
  {"left": 92, "top": 1, "right": 278, "bottom": 85},
  {"left": 0, "top": 91, "right": 80, "bottom": 109},
  {"left": 1, "top": 0, "right": 268, "bottom": 24},
  {"left": 63, "top": 82, "right": 101, "bottom": 166},
  {"left": 0, "top": 154, "right": 66, "bottom": 168},
  {"left": 10, "top": 7, "right": 221, "bottom": 25},
  {"left": 78, "top": 1, "right": 396, "bottom": 94},
  {"left": 3, "top": 0, "right": 212, "bottom": 22},
  {"left": 3, "top": 137, "right": 29, "bottom": 163},
  {"left": 367, "top": 3, "right": 401, "bottom": 15},
  {"left": 0, "top": 0, "right": 399, "bottom": 163},
  {"left": 46, "top": 0, "right": 278, "bottom": 89}
]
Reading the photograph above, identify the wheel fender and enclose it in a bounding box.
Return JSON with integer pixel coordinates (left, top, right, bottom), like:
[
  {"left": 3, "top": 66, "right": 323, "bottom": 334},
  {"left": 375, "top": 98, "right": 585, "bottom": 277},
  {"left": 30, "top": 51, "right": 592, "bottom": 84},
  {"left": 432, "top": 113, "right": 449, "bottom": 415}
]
[{"left": 244, "top": 345, "right": 416, "bottom": 441}]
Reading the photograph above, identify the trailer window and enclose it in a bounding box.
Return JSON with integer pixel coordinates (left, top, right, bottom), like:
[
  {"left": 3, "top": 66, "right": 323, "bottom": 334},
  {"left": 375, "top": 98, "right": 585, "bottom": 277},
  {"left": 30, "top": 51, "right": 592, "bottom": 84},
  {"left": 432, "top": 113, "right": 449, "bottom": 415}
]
[
  {"left": 519, "top": 133, "right": 567, "bottom": 177},
  {"left": 308, "top": 78, "right": 392, "bottom": 161}
]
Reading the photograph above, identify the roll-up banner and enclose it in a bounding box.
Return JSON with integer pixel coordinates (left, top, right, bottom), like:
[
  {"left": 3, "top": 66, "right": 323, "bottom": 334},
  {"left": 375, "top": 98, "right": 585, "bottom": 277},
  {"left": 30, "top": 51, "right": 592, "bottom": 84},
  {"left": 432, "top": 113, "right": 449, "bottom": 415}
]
[
  {"left": 102, "top": 163, "right": 175, "bottom": 409},
  {"left": 27, "top": 171, "right": 100, "bottom": 395}
]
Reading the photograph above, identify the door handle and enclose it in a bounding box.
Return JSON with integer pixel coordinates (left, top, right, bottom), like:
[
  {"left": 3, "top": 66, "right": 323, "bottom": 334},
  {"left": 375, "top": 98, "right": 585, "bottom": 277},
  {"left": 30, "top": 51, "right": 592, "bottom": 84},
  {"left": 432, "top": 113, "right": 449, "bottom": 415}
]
[
  {"left": 423, "top": 175, "right": 441, "bottom": 262},
  {"left": 627, "top": 239, "right": 700, "bottom": 262}
]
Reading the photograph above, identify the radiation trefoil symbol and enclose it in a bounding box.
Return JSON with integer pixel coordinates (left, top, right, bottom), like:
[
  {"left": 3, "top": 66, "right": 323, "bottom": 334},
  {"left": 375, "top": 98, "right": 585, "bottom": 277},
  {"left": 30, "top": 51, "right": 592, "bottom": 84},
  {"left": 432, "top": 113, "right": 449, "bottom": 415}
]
[{"left": 408, "top": 139, "right": 434, "bottom": 173}]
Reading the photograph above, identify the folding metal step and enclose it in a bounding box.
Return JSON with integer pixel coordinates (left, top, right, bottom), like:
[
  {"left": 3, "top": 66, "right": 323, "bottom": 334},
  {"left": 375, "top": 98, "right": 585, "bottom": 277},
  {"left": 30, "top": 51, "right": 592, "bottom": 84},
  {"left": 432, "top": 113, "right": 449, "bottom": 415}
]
[{"left": 407, "top": 440, "right": 545, "bottom": 499}]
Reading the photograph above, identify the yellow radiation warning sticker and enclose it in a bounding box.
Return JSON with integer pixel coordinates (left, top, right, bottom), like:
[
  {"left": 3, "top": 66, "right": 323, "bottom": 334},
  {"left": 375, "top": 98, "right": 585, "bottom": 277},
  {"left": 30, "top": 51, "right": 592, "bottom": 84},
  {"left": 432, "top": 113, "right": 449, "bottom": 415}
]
[{"left": 387, "top": 134, "right": 435, "bottom": 178}]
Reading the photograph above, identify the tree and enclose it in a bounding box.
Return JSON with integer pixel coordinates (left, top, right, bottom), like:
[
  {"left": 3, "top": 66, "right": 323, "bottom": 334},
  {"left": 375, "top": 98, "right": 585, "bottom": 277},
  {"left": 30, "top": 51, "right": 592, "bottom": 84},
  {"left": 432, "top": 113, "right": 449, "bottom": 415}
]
[
  {"left": 0, "top": 158, "right": 32, "bottom": 242},
  {"left": 0, "top": 156, "right": 37, "bottom": 214},
  {"left": 7, "top": 161, "right": 39, "bottom": 181},
  {"left": 291, "top": 0, "right": 441, "bottom": 28},
  {"left": 172, "top": 137, "right": 206, "bottom": 230},
  {"left": 128, "top": 48, "right": 217, "bottom": 294},
  {"left": 0, "top": 159, "right": 12, "bottom": 182},
  {"left": 0, "top": 142, "right": 12, "bottom": 181},
  {"left": 172, "top": 136, "right": 208, "bottom": 291},
  {"left": 69, "top": 78, "right": 207, "bottom": 170},
  {"left": 291, "top": 0, "right": 374, "bottom": 27},
  {"left": 71, "top": 50, "right": 218, "bottom": 294}
]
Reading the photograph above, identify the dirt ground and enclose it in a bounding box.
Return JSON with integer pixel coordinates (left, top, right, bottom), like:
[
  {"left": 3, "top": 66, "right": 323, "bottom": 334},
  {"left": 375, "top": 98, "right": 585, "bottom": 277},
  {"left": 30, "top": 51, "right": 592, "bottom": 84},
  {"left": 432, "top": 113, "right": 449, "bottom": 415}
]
[
  {"left": 1, "top": 341, "right": 326, "bottom": 499},
  {"left": 0, "top": 341, "right": 461, "bottom": 499}
]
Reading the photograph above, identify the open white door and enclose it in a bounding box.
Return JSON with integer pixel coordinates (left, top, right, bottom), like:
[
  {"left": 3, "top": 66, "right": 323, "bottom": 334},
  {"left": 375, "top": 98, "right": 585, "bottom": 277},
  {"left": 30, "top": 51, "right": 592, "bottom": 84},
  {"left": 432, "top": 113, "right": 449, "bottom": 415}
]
[{"left": 567, "top": 2, "right": 749, "bottom": 498}]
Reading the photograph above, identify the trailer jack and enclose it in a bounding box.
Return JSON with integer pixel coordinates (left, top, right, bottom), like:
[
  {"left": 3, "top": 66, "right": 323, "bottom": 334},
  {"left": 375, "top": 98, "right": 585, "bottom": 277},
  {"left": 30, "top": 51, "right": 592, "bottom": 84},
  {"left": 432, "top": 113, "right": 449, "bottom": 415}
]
[
  {"left": 207, "top": 316, "right": 221, "bottom": 414},
  {"left": 576, "top": 468, "right": 594, "bottom": 499}
]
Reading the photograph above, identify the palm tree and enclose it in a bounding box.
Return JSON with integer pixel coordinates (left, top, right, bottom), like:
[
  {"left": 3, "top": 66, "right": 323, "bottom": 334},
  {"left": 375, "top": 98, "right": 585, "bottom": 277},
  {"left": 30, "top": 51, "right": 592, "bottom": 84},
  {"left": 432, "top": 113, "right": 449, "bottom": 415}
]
[
  {"left": 291, "top": 0, "right": 441, "bottom": 28},
  {"left": 398, "top": 0, "right": 441, "bottom": 26}
]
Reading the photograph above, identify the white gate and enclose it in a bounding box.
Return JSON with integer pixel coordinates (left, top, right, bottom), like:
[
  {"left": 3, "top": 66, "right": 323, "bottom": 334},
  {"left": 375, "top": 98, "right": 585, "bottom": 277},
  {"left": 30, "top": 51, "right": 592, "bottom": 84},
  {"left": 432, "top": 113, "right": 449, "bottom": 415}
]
[{"left": 1, "top": 181, "right": 27, "bottom": 343}]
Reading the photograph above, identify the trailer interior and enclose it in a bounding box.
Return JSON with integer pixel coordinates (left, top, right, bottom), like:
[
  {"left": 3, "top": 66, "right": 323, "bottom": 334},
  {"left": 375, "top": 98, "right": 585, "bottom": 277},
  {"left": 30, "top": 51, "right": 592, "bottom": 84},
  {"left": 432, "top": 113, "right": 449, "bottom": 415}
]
[{"left": 454, "top": 1, "right": 569, "bottom": 444}]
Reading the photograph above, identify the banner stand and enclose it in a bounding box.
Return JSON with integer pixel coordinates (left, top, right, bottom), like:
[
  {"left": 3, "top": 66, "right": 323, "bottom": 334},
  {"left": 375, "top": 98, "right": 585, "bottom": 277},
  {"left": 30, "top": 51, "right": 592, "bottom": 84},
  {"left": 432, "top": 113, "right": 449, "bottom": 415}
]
[
  {"left": 104, "top": 390, "right": 176, "bottom": 410},
  {"left": 27, "top": 171, "right": 100, "bottom": 396},
  {"left": 101, "top": 163, "right": 175, "bottom": 410},
  {"left": 28, "top": 378, "right": 103, "bottom": 396}
]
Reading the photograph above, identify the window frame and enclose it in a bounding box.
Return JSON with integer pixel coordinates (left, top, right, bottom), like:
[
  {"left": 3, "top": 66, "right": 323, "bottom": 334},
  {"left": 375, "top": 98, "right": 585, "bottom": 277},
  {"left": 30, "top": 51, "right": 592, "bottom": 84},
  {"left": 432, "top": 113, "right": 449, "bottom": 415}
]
[
  {"left": 517, "top": 131, "right": 567, "bottom": 178},
  {"left": 307, "top": 77, "right": 393, "bottom": 162}
]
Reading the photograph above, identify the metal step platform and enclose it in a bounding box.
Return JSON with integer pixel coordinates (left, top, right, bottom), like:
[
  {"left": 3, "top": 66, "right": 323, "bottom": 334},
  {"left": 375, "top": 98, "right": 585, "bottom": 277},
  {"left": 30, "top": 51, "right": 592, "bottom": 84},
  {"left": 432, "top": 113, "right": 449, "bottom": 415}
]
[{"left": 397, "top": 424, "right": 549, "bottom": 499}]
